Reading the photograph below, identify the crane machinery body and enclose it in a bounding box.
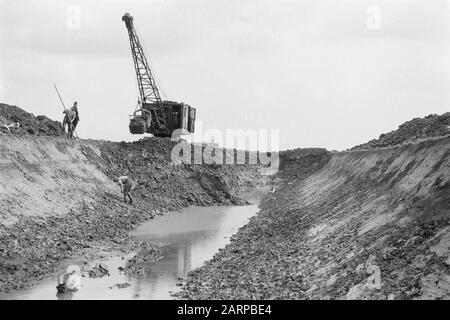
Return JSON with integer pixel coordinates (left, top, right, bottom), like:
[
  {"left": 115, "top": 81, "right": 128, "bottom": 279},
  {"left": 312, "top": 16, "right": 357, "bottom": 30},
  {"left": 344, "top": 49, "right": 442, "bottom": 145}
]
[{"left": 122, "top": 13, "right": 196, "bottom": 137}]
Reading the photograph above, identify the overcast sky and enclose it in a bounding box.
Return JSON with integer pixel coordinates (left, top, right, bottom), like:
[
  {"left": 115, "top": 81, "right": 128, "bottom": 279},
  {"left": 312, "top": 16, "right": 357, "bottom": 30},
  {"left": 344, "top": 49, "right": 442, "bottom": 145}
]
[{"left": 0, "top": 0, "right": 449, "bottom": 151}]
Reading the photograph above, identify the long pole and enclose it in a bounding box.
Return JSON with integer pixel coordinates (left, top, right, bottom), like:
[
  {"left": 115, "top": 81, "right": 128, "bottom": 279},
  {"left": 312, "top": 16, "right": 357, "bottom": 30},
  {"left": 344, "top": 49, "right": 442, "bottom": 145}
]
[
  {"left": 53, "top": 84, "right": 68, "bottom": 112},
  {"left": 53, "top": 84, "right": 85, "bottom": 154}
]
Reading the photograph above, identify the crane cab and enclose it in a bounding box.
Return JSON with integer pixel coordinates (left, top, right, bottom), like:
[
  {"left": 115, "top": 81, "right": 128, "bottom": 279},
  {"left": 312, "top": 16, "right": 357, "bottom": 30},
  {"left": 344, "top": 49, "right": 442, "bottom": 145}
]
[{"left": 129, "top": 101, "right": 196, "bottom": 137}]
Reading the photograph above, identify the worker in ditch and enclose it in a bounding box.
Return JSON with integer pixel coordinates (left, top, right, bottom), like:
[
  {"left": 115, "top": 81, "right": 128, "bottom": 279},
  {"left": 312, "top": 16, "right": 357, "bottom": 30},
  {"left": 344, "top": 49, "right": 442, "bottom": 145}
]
[{"left": 115, "top": 175, "right": 134, "bottom": 204}]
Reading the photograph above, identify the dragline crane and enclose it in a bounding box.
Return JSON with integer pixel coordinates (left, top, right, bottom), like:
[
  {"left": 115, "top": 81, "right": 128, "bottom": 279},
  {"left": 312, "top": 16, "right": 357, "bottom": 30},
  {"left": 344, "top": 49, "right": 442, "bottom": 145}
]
[{"left": 122, "top": 13, "right": 196, "bottom": 137}]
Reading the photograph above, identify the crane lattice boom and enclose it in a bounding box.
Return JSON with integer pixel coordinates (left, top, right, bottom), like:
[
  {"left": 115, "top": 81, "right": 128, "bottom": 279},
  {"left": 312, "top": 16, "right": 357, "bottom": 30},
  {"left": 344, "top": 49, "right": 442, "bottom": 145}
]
[
  {"left": 122, "top": 13, "right": 167, "bottom": 130},
  {"left": 122, "top": 12, "right": 196, "bottom": 137}
]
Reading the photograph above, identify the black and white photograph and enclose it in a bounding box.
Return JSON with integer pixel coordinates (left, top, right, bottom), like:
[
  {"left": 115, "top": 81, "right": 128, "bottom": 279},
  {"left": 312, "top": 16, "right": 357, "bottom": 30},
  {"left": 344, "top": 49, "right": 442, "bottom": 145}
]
[{"left": 0, "top": 0, "right": 449, "bottom": 310}]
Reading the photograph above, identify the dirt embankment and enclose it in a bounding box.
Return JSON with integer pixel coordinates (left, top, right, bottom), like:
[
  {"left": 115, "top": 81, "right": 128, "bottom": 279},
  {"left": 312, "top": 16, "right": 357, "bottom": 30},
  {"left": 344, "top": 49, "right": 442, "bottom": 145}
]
[
  {"left": 86, "top": 138, "right": 264, "bottom": 209},
  {"left": 0, "top": 130, "right": 264, "bottom": 292},
  {"left": 179, "top": 136, "right": 450, "bottom": 300}
]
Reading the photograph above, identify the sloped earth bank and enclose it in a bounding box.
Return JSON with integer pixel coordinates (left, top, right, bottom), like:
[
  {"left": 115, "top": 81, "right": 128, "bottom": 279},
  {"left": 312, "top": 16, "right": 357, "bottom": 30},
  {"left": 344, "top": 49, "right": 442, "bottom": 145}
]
[
  {"left": 177, "top": 137, "right": 450, "bottom": 299},
  {"left": 0, "top": 134, "right": 266, "bottom": 293}
]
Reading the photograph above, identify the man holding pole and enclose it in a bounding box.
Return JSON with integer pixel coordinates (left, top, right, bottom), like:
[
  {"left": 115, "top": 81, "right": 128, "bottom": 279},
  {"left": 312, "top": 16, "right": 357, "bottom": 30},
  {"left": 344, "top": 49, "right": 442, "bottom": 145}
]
[
  {"left": 54, "top": 84, "right": 80, "bottom": 140},
  {"left": 63, "top": 101, "right": 79, "bottom": 139}
]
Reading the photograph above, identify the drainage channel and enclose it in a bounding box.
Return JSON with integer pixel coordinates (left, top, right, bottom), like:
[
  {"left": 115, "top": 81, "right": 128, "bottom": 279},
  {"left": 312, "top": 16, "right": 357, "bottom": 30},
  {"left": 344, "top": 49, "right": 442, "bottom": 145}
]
[{"left": 2, "top": 205, "right": 258, "bottom": 300}]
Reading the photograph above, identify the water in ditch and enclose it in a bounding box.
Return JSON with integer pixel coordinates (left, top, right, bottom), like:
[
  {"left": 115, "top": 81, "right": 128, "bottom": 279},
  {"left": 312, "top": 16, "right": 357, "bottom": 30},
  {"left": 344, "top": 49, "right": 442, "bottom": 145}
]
[{"left": 2, "top": 205, "right": 258, "bottom": 300}]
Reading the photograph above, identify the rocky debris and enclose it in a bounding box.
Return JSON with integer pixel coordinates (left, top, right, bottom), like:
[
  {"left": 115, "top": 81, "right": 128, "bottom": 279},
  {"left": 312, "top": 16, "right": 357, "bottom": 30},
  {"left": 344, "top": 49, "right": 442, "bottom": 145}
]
[
  {"left": 278, "top": 148, "right": 331, "bottom": 179},
  {"left": 352, "top": 112, "right": 450, "bottom": 150},
  {"left": 123, "top": 242, "right": 162, "bottom": 276},
  {"left": 88, "top": 263, "right": 110, "bottom": 278},
  {"left": 86, "top": 138, "right": 265, "bottom": 211},
  {"left": 175, "top": 276, "right": 186, "bottom": 287},
  {"left": 0, "top": 103, "right": 64, "bottom": 136},
  {"left": 0, "top": 194, "right": 158, "bottom": 292},
  {"left": 109, "top": 282, "right": 131, "bottom": 289}
]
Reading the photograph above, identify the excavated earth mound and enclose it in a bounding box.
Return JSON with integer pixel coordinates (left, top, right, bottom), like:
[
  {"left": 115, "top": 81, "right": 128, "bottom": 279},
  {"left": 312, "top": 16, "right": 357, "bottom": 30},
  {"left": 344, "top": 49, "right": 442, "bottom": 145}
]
[
  {"left": 85, "top": 137, "right": 265, "bottom": 208},
  {"left": 352, "top": 113, "right": 450, "bottom": 150},
  {"left": 0, "top": 103, "right": 64, "bottom": 136}
]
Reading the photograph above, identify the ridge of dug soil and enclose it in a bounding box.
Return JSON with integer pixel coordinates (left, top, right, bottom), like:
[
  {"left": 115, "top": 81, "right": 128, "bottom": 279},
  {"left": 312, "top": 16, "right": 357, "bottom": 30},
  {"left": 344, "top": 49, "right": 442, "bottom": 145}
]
[
  {"left": 0, "top": 103, "right": 64, "bottom": 136},
  {"left": 351, "top": 112, "right": 450, "bottom": 150},
  {"left": 0, "top": 132, "right": 266, "bottom": 292},
  {"left": 178, "top": 136, "right": 450, "bottom": 299}
]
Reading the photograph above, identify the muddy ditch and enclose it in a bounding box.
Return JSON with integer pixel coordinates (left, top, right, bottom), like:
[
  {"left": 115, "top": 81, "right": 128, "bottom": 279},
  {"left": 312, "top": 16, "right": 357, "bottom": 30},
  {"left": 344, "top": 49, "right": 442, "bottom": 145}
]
[{"left": 1, "top": 205, "right": 260, "bottom": 299}]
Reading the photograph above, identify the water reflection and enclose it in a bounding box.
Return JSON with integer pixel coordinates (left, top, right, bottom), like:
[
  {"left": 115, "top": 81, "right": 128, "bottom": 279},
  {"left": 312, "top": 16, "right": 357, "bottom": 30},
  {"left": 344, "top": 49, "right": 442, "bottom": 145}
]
[
  {"left": 1, "top": 205, "right": 258, "bottom": 300},
  {"left": 130, "top": 205, "right": 257, "bottom": 299}
]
